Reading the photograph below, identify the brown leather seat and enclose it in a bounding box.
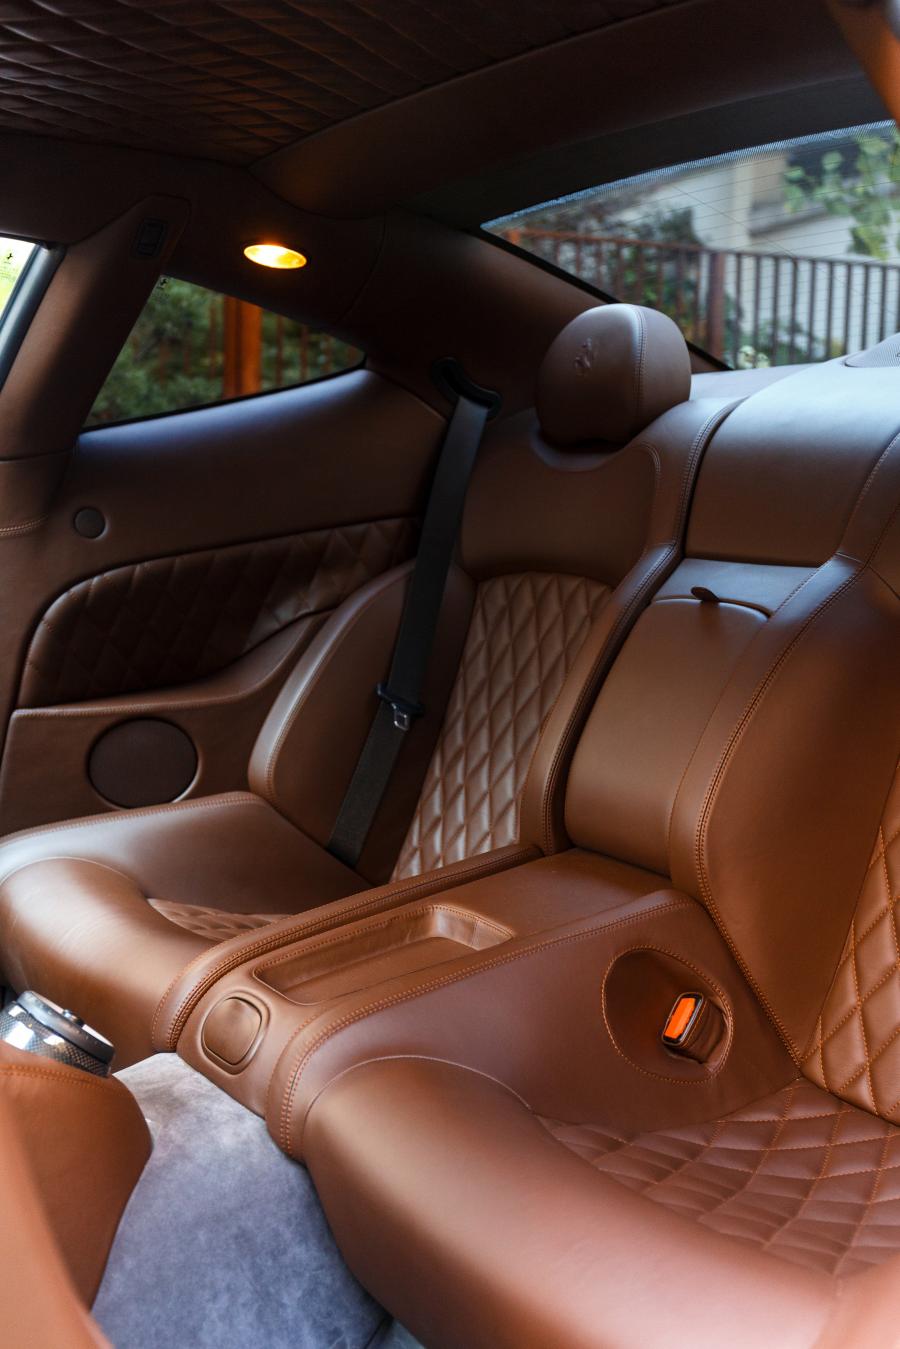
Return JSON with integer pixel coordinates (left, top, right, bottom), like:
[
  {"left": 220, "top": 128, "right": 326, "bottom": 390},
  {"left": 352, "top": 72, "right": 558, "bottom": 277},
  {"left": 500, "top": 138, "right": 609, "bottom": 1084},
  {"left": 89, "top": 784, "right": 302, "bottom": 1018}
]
[
  {"left": 288, "top": 356, "right": 900, "bottom": 1347},
  {"left": 0, "top": 303, "right": 724, "bottom": 1062}
]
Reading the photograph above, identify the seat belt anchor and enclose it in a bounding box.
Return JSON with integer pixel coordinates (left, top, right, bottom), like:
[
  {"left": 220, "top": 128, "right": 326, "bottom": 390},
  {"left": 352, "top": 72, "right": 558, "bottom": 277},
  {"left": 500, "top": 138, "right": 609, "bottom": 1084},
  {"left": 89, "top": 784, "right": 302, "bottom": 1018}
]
[{"left": 376, "top": 683, "right": 424, "bottom": 733}]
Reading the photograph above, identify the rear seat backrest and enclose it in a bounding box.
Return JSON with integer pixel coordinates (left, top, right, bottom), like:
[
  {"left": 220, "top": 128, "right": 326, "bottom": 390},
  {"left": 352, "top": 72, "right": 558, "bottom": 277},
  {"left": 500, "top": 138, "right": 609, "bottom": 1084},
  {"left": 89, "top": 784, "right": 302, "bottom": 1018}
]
[
  {"left": 391, "top": 305, "right": 714, "bottom": 877},
  {"left": 251, "top": 304, "right": 728, "bottom": 883},
  {"left": 566, "top": 357, "right": 900, "bottom": 1074}
]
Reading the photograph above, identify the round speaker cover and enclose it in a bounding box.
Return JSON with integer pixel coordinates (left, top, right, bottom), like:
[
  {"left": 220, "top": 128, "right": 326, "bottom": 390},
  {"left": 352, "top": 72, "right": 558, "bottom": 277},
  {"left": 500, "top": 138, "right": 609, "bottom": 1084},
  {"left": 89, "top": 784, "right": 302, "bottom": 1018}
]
[{"left": 88, "top": 718, "right": 197, "bottom": 808}]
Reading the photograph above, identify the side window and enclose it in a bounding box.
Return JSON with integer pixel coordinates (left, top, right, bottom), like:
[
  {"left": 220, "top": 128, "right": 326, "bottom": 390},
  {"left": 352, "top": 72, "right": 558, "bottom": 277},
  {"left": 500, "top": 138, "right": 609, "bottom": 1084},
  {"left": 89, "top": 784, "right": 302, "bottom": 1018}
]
[
  {"left": 0, "top": 236, "right": 40, "bottom": 312},
  {"left": 85, "top": 277, "right": 363, "bottom": 427}
]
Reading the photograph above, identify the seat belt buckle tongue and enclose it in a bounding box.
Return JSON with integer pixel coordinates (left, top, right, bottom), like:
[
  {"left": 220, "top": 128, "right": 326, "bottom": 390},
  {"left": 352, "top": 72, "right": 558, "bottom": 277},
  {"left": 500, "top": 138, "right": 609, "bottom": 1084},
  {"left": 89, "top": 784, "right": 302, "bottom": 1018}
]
[{"left": 376, "top": 683, "right": 424, "bottom": 733}]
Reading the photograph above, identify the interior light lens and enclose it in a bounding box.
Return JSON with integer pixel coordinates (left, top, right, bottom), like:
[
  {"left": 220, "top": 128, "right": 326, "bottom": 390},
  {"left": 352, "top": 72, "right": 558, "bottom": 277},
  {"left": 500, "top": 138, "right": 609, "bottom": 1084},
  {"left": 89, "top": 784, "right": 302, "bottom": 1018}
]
[{"left": 243, "top": 243, "right": 307, "bottom": 270}]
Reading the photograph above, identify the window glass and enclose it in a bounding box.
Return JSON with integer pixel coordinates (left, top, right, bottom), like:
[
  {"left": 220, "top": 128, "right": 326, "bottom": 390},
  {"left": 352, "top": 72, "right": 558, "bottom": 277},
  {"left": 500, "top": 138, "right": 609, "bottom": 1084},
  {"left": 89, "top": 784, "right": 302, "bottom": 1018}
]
[
  {"left": 0, "top": 235, "right": 40, "bottom": 314},
  {"left": 485, "top": 122, "right": 900, "bottom": 368},
  {"left": 86, "top": 277, "right": 363, "bottom": 426}
]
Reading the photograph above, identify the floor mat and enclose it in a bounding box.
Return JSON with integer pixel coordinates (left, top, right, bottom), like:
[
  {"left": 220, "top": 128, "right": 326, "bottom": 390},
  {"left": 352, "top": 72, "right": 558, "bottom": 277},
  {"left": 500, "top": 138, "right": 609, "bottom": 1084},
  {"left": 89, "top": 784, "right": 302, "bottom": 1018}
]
[{"left": 93, "top": 1053, "right": 387, "bottom": 1349}]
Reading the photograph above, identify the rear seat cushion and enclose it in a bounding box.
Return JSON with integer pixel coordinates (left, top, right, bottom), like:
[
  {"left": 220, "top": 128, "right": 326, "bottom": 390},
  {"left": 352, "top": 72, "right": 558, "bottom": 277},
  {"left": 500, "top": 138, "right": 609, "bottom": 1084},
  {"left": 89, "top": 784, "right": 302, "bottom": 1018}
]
[{"left": 305, "top": 1058, "right": 839, "bottom": 1349}]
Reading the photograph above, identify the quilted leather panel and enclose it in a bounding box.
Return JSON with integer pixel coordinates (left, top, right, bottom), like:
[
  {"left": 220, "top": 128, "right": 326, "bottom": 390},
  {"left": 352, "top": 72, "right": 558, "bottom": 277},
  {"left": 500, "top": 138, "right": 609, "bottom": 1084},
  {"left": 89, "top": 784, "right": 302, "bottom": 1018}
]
[
  {"left": 0, "top": 2, "right": 686, "bottom": 163},
  {"left": 20, "top": 517, "right": 415, "bottom": 708},
  {"left": 544, "top": 1077, "right": 900, "bottom": 1276},
  {"left": 803, "top": 762, "right": 900, "bottom": 1120},
  {"left": 148, "top": 897, "right": 284, "bottom": 941},
  {"left": 392, "top": 572, "right": 610, "bottom": 879}
]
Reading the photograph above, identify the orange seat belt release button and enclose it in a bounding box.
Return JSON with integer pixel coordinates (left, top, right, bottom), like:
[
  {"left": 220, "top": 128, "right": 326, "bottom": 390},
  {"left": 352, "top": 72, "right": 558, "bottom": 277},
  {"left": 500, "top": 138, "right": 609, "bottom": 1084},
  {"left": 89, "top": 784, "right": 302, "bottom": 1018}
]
[
  {"left": 661, "top": 991, "right": 724, "bottom": 1062},
  {"left": 662, "top": 993, "right": 704, "bottom": 1047}
]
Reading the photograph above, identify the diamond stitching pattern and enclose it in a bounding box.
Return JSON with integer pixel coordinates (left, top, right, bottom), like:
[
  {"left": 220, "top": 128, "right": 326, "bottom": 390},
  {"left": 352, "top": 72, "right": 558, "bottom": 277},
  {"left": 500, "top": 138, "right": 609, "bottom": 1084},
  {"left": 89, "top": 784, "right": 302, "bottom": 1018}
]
[
  {"left": 803, "top": 762, "right": 900, "bottom": 1120},
  {"left": 0, "top": 1, "right": 687, "bottom": 163},
  {"left": 392, "top": 572, "right": 610, "bottom": 879},
  {"left": 148, "top": 897, "right": 284, "bottom": 941},
  {"left": 19, "top": 517, "right": 415, "bottom": 708},
  {"left": 542, "top": 1078, "right": 900, "bottom": 1276}
]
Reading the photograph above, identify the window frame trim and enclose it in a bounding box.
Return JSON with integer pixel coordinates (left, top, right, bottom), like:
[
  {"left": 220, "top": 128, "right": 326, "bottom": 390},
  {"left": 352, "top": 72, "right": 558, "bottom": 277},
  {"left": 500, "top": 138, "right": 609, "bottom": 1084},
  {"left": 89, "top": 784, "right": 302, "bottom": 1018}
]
[{"left": 0, "top": 242, "right": 65, "bottom": 391}]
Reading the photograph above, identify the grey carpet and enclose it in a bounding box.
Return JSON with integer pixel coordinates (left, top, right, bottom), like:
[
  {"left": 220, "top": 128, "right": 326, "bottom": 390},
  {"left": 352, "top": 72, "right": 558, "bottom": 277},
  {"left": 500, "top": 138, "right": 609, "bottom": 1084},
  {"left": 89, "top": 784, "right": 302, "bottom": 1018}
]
[
  {"left": 92, "top": 1053, "right": 390, "bottom": 1349},
  {"left": 370, "top": 1325, "right": 426, "bottom": 1349}
]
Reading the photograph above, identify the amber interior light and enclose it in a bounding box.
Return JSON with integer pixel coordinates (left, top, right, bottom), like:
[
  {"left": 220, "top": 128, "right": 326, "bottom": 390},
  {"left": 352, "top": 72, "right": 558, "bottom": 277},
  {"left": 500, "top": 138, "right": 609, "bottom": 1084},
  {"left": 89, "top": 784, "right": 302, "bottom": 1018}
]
[{"left": 243, "top": 243, "right": 307, "bottom": 270}]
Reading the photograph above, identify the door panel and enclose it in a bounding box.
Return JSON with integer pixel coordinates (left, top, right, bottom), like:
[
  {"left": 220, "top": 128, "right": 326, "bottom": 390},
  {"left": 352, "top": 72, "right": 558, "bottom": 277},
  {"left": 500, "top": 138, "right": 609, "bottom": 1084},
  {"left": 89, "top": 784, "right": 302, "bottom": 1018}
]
[
  {"left": 18, "top": 516, "right": 416, "bottom": 708},
  {"left": 0, "top": 368, "right": 442, "bottom": 834}
]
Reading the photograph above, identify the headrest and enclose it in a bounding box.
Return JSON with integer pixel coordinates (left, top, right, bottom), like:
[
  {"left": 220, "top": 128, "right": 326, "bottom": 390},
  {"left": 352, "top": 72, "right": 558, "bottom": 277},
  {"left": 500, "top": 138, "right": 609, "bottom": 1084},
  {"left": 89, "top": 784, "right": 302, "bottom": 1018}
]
[{"left": 536, "top": 304, "right": 691, "bottom": 448}]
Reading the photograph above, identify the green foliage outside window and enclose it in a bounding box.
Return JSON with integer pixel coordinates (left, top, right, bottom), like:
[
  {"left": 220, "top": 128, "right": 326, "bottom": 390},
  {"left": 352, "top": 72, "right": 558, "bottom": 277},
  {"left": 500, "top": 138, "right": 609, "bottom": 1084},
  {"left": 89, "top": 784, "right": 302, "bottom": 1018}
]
[
  {"left": 784, "top": 128, "right": 900, "bottom": 260},
  {"left": 86, "top": 276, "right": 362, "bottom": 427}
]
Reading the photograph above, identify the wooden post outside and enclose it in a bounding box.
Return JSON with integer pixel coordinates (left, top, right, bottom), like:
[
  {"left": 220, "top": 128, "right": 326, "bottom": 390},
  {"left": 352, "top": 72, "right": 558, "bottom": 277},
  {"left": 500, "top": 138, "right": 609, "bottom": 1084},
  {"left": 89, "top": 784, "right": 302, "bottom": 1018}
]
[
  {"left": 706, "top": 251, "right": 725, "bottom": 358},
  {"left": 223, "top": 297, "right": 262, "bottom": 398}
]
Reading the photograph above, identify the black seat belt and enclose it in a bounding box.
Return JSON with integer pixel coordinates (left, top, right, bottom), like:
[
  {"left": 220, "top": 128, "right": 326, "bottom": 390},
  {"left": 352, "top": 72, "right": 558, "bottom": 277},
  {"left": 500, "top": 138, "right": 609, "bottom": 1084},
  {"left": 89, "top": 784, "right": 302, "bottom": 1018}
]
[{"left": 327, "top": 360, "right": 501, "bottom": 869}]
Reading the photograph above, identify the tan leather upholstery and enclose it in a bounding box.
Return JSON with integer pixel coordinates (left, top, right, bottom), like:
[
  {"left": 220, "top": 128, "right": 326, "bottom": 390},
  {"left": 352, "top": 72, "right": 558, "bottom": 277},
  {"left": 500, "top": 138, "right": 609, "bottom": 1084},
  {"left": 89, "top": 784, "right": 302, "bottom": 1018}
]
[
  {"left": 803, "top": 761, "right": 900, "bottom": 1119},
  {"left": 248, "top": 561, "right": 474, "bottom": 883},
  {"left": 0, "top": 794, "right": 360, "bottom": 1064},
  {"left": 392, "top": 572, "right": 611, "bottom": 878},
  {"left": 305, "top": 1058, "right": 900, "bottom": 1349},
  {"left": 547, "top": 1076, "right": 900, "bottom": 1277},
  {"left": 0, "top": 1089, "right": 110, "bottom": 1348},
  {"left": 0, "top": 303, "right": 712, "bottom": 1060},
  {"left": 148, "top": 899, "right": 288, "bottom": 940},
  {"left": 291, "top": 357, "right": 900, "bottom": 1348},
  {"left": 0, "top": 1041, "right": 150, "bottom": 1302}
]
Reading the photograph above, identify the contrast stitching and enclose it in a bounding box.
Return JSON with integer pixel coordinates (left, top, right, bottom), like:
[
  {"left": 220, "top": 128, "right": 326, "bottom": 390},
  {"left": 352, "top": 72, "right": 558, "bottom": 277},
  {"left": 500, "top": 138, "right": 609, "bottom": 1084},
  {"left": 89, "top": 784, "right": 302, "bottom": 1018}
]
[
  {"left": 0, "top": 793, "right": 262, "bottom": 880},
  {"left": 283, "top": 896, "right": 689, "bottom": 1154},
  {"left": 154, "top": 844, "right": 536, "bottom": 1045},
  {"left": 261, "top": 565, "right": 412, "bottom": 800},
  {"left": 694, "top": 565, "right": 864, "bottom": 1056},
  {"left": 0, "top": 515, "right": 47, "bottom": 537},
  {"left": 303, "top": 1054, "right": 533, "bottom": 1128},
  {"left": 538, "top": 401, "right": 735, "bottom": 853},
  {"left": 0, "top": 1064, "right": 125, "bottom": 1096},
  {"left": 0, "top": 855, "right": 146, "bottom": 894},
  {"left": 255, "top": 903, "right": 512, "bottom": 976},
  {"left": 600, "top": 941, "right": 734, "bottom": 1084}
]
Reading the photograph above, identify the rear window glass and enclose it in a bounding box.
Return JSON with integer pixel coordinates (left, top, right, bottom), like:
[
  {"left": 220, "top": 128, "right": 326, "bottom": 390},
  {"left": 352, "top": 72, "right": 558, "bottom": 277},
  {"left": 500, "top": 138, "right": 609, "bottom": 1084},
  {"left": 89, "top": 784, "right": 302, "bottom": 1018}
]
[
  {"left": 485, "top": 121, "right": 900, "bottom": 368},
  {"left": 86, "top": 277, "right": 363, "bottom": 427}
]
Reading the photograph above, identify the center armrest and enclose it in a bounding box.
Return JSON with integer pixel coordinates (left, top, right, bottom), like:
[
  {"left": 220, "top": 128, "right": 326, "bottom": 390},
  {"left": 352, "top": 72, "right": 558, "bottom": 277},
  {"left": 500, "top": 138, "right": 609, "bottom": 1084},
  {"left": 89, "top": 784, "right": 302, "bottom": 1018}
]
[{"left": 174, "top": 849, "right": 664, "bottom": 1117}]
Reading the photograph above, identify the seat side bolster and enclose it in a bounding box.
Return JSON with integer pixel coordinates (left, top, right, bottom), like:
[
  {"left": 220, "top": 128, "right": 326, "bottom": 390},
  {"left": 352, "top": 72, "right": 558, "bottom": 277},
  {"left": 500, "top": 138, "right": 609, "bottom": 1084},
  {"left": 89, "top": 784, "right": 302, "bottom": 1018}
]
[
  {"left": 248, "top": 560, "right": 474, "bottom": 883},
  {"left": 518, "top": 398, "right": 739, "bottom": 856},
  {"left": 0, "top": 858, "right": 210, "bottom": 1065}
]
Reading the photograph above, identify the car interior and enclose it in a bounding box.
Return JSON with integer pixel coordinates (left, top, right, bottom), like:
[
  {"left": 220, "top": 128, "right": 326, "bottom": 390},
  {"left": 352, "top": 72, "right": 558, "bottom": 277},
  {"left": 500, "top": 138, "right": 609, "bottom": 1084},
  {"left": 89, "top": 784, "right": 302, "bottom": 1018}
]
[{"left": 2, "top": 2, "right": 900, "bottom": 1346}]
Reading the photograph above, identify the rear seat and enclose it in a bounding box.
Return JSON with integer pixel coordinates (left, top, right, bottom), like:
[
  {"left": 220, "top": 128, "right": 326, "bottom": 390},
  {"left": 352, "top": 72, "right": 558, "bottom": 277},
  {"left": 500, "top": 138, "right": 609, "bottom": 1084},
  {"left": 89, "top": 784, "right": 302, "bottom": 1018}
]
[
  {"left": 280, "top": 356, "right": 900, "bottom": 1348},
  {"left": 0, "top": 304, "right": 731, "bottom": 1062}
]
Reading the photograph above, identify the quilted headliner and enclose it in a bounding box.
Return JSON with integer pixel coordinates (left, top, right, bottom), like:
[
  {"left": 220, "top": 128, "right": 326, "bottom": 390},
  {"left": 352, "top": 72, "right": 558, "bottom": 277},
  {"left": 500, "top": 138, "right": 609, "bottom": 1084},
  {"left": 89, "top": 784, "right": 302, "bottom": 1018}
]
[{"left": 0, "top": 0, "right": 687, "bottom": 164}]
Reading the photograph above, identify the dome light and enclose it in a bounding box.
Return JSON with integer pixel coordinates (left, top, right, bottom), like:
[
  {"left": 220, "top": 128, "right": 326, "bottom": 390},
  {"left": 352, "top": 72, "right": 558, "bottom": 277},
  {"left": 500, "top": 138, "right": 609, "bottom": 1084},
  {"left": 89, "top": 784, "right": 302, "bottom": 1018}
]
[{"left": 243, "top": 243, "right": 307, "bottom": 270}]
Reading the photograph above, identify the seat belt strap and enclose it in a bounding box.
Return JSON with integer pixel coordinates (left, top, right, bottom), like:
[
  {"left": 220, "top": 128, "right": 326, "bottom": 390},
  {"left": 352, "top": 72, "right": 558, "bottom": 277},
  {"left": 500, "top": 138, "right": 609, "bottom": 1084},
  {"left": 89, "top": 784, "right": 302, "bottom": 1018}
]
[{"left": 327, "top": 361, "right": 500, "bottom": 869}]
